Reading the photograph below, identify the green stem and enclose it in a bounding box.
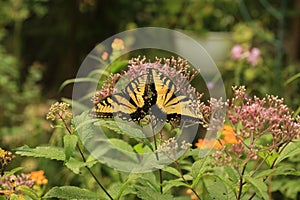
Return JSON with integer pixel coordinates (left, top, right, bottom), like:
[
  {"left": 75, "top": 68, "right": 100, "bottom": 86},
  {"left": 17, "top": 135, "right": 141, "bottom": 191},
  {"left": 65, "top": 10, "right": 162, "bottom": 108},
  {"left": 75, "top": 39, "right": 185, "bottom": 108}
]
[
  {"left": 174, "top": 160, "right": 201, "bottom": 199},
  {"left": 152, "top": 124, "right": 163, "bottom": 194},
  {"left": 59, "top": 114, "right": 113, "bottom": 200}
]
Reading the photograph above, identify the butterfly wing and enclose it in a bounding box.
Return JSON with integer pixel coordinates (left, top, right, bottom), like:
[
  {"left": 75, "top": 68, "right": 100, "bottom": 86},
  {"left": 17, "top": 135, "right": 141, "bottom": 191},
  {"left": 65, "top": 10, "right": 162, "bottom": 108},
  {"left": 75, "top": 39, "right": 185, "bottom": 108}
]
[
  {"left": 91, "top": 68, "right": 201, "bottom": 123},
  {"left": 150, "top": 69, "right": 200, "bottom": 122},
  {"left": 91, "top": 72, "right": 149, "bottom": 121}
]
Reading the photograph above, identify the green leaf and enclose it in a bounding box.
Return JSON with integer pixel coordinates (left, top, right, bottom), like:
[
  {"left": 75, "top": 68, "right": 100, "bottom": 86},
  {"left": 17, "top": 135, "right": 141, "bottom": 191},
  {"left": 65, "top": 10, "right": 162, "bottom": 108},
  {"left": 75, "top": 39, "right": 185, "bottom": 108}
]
[
  {"left": 244, "top": 175, "right": 268, "bottom": 200},
  {"left": 255, "top": 166, "right": 298, "bottom": 178},
  {"left": 44, "top": 186, "right": 100, "bottom": 199},
  {"left": 163, "top": 179, "right": 190, "bottom": 193},
  {"left": 136, "top": 173, "right": 159, "bottom": 192},
  {"left": 108, "top": 138, "right": 134, "bottom": 152},
  {"left": 257, "top": 151, "right": 279, "bottom": 167},
  {"left": 65, "top": 157, "right": 98, "bottom": 174},
  {"left": 285, "top": 72, "right": 300, "bottom": 85},
  {"left": 72, "top": 112, "right": 97, "bottom": 145},
  {"left": 133, "top": 143, "right": 145, "bottom": 153},
  {"left": 191, "top": 157, "right": 210, "bottom": 188},
  {"left": 135, "top": 185, "right": 173, "bottom": 200},
  {"left": 59, "top": 77, "right": 99, "bottom": 92},
  {"left": 204, "top": 175, "right": 236, "bottom": 200},
  {"left": 115, "top": 174, "right": 142, "bottom": 199},
  {"left": 63, "top": 134, "right": 78, "bottom": 162},
  {"left": 95, "top": 120, "right": 138, "bottom": 137},
  {"left": 17, "top": 186, "right": 39, "bottom": 200},
  {"left": 223, "top": 166, "right": 239, "bottom": 183},
  {"left": 109, "top": 60, "right": 129, "bottom": 74},
  {"left": 275, "top": 142, "right": 300, "bottom": 166},
  {"left": 15, "top": 145, "right": 65, "bottom": 161},
  {"left": 162, "top": 166, "right": 181, "bottom": 177},
  {"left": 65, "top": 158, "right": 85, "bottom": 174}
]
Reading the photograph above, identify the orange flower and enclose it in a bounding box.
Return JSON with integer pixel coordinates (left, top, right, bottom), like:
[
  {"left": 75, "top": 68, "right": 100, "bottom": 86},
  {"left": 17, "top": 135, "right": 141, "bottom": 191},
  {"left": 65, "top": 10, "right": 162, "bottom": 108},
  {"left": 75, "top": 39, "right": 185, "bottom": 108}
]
[
  {"left": 196, "top": 125, "right": 239, "bottom": 149},
  {"left": 186, "top": 189, "right": 198, "bottom": 200},
  {"left": 101, "top": 51, "right": 109, "bottom": 61},
  {"left": 195, "top": 138, "right": 223, "bottom": 149},
  {"left": 186, "top": 189, "right": 193, "bottom": 195},
  {"left": 222, "top": 125, "right": 239, "bottom": 144},
  {"left": 111, "top": 38, "right": 125, "bottom": 50},
  {"left": 27, "top": 170, "right": 48, "bottom": 185}
]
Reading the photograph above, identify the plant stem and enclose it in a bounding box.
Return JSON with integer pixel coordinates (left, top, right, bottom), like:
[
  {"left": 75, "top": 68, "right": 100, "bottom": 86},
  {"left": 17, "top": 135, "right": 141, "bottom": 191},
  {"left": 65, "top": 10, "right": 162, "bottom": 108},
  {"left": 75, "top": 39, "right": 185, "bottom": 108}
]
[
  {"left": 174, "top": 160, "right": 201, "bottom": 200},
  {"left": 248, "top": 141, "right": 291, "bottom": 200},
  {"left": 237, "top": 164, "right": 247, "bottom": 200},
  {"left": 59, "top": 115, "right": 113, "bottom": 200},
  {"left": 152, "top": 125, "right": 163, "bottom": 194}
]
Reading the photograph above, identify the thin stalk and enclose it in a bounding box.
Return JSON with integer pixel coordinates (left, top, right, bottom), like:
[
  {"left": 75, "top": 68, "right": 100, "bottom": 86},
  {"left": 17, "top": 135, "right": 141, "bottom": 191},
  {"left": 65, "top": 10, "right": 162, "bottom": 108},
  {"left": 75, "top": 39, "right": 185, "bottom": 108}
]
[
  {"left": 248, "top": 141, "right": 291, "bottom": 200},
  {"left": 59, "top": 114, "right": 113, "bottom": 200},
  {"left": 237, "top": 164, "right": 247, "bottom": 200},
  {"left": 174, "top": 160, "right": 201, "bottom": 200},
  {"left": 152, "top": 123, "right": 163, "bottom": 194}
]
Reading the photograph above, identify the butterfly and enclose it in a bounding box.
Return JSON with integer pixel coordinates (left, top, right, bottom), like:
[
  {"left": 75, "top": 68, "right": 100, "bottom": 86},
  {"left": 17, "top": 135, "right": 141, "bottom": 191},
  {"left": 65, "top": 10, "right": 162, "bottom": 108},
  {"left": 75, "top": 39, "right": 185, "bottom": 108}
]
[{"left": 90, "top": 68, "right": 201, "bottom": 123}]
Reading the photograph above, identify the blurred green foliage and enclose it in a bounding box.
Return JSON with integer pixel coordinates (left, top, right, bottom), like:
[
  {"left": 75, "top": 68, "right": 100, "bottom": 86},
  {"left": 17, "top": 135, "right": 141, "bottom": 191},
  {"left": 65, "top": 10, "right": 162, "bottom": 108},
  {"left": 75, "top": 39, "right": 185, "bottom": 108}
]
[{"left": 0, "top": 0, "right": 51, "bottom": 148}]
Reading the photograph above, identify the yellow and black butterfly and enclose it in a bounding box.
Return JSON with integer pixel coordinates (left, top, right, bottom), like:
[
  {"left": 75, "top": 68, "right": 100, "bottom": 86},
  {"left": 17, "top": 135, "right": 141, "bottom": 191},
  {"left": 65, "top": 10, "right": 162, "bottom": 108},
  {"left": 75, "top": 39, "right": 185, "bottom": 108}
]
[{"left": 90, "top": 68, "right": 201, "bottom": 123}]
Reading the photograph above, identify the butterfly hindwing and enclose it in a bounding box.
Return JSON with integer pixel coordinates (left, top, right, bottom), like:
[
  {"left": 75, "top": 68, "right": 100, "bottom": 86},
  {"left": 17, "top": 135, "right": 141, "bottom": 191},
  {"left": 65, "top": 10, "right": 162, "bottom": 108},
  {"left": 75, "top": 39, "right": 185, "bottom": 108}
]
[{"left": 150, "top": 69, "right": 200, "bottom": 122}]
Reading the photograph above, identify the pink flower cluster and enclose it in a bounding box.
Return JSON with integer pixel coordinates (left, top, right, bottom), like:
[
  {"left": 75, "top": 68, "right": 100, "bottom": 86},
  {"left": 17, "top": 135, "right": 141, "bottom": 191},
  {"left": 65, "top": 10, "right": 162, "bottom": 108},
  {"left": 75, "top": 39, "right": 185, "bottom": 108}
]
[
  {"left": 212, "top": 86, "right": 300, "bottom": 166},
  {"left": 228, "top": 86, "right": 300, "bottom": 150},
  {"left": 126, "top": 56, "right": 199, "bottom": 97},
  {"left": 92, "top": 73, "right": 121, "bottom": 104},
  {"left": 231, "top": 44, "right": 261, "bottom": 66}
]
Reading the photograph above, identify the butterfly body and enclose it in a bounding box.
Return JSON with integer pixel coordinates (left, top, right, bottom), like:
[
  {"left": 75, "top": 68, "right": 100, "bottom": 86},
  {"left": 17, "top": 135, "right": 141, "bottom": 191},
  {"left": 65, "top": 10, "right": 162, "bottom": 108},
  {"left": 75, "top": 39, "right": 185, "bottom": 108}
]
[{"left": 90, "top": 69, "right": 200, "bottom": 123}]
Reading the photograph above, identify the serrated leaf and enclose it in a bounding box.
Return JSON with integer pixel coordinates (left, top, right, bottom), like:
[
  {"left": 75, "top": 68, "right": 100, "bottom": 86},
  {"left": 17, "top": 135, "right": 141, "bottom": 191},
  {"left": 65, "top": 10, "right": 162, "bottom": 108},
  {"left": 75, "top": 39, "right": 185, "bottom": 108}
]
[
  {"left": 223, "top": 166, "right": 239, "bottom": 183},
  {"left": 133, "top": 143, "right": 144, "bottom": 153},
  {"left": 65, "top": 158, "right": 85, "bottom": 174},
  {"left": 163, "top": 180, "right": 190, "bottom": 193},
  {"left": 65, "top": 157, "right": 98, "bottom": 174},
  {"left": 255, "top": 165, "right": 298, "bottom": 178},
  {"left": 244, "top": 176, "right": 268, "bottom": 200},
  {"left": 72, "top": 112, "right": 96, "bottom": 146},
  {"left": 115, "top": 174, "right": 142, "bottom": 199},
  {"left": 114, "top": 121, "right": 145, "bottom": 138},
  {"left": 257, "top": 151, "right": 279, "bottom": 167},
  {"left": 204, "top": 175, "right": 236, "bottom": 200},
  {"left": 191, "top": 160, "right": 205, "bottom": 179},
  {"left": 162, "top": 166, "right": 181, "bottom": 177},
  {"left": 135, "top": 185, "right": 173, "bottom": 200},
  {"left": 191, "top": 157, "right": 209, "bottom": 188},
  {"left": 63, "top": 134, "right": 78, "bottom": 162},
  {"left": 108, "top": 138, "right": 134, "bottom": 152},
  {"left": 136, "top": 173, "right": 158, "bottom": 192},
  {"left": 275, "top": 142, "right": 300, "bottom": 166},
  {"left": 44, "top": 186, "right": 100, "bottom": 199},
  {"left": 15, "top": 145, "right": 65, "bottom": 161}
]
